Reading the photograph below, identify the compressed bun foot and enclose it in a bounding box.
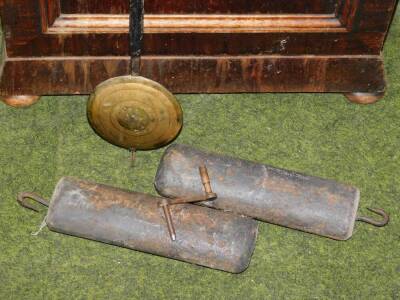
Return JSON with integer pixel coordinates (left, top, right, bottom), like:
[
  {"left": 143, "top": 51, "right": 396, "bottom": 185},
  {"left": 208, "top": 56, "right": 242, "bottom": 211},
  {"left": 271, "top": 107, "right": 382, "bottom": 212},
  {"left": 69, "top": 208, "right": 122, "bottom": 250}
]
[
  {"left": 344, "top": 92, "right": 385, "bottom": 104},
  {"left": 1, "top": 95, "right": 40, "bottom": 108}
]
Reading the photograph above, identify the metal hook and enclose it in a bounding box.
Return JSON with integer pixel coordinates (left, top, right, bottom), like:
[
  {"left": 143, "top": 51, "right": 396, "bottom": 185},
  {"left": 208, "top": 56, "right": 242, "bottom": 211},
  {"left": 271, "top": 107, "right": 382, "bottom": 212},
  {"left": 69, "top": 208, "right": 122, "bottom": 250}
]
[
  {"left": 17, "top": 192, "right": 49, "bottom": 212},
  {"left": 356, "top": 208, "right": 389, "bottom": 227}
]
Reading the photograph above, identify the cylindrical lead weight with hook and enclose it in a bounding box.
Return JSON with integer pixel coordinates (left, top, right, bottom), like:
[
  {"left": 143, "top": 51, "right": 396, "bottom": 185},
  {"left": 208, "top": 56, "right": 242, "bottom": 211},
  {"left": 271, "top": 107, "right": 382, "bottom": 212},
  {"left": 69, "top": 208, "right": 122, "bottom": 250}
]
[
  {"left": 155, "top": 144, "right": 389, "bottom": 241},
  {"left": 17, "top": 177, "right": 258, "bottom": 273}
]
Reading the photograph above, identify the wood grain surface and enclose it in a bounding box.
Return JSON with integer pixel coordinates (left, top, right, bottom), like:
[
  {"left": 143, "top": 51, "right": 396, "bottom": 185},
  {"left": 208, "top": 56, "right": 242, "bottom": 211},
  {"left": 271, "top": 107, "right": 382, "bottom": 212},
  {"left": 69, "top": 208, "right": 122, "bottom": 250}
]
[
  {"left": 0, "top": 0, "right": 397, "bottom": 98},
  {"left": 0, "top": 56, "right": 385, "bottom": 95}
]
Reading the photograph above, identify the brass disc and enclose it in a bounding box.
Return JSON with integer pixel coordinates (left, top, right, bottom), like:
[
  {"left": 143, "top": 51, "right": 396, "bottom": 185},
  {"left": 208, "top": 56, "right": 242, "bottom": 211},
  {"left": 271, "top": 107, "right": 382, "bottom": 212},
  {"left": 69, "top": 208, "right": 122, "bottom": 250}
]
[{"left": 88, "top": 76, "right": 183, "bottom": 150}]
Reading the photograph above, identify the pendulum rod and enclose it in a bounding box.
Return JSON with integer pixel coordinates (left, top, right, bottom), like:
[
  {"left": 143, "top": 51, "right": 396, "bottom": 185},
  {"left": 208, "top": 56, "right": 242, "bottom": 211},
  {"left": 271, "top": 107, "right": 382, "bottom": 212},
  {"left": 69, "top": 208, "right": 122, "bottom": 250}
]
[
  {"left": 128, "top": 0, "right": 144, "bottom": 163},
  {"left": 129, "top": 0, "right": 144, "bottom": 76}
]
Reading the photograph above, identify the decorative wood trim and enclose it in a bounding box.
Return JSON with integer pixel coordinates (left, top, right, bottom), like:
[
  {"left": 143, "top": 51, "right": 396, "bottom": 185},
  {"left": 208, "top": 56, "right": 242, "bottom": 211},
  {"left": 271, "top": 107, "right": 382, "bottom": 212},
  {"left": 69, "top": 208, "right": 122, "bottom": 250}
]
[
  {"left": 0, "top": 0, "right": 396, "bottom": 57},
  {"left": 39, "top": 0, "right": 61, "bottom": 30},
  {"left": 0, "top": 55, "right": 385, "bottom": 95},
  {"left": 47, "top": 14, "right": 346, "bottom": 34},
  {"left": 60, "top": 0, "right": 338, "bottom": 14},
  {"left": 337, "top": 0, "right": 362, "bottom": 30}
]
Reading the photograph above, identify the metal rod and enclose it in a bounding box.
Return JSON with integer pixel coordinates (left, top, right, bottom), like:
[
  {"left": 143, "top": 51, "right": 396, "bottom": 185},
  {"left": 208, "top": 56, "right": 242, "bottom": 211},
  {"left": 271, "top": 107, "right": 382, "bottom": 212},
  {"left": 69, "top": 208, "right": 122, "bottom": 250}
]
[
  {"left": 199, "top": 165, "right": 217, "bottom": 199},
  {"left": 129, "top": 0, "right": 144, "bottom": 75},
  {"left": 130, "top": 148, "right": 137, "bottom": 166},
  {"left": 158, "top": 165, "right": 217, "bottom": 241},
  {"left": 165, "top": 195, "right": 214, "bottom": 206},
  {"left": 160, "top": 199, "right": 176, "bottom": 241},
  {"left": 164, "top": 166, "right": 217, "bottom": 206}
]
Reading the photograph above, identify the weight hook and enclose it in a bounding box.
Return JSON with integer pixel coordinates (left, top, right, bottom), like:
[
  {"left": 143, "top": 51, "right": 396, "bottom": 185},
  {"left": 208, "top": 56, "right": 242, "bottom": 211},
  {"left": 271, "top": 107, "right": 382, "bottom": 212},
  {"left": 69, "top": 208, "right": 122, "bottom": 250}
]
[
  {"left": 356, "top": 208, "right": 389, "bottom": 227},
  {"left": 17, "top": 192, "right": 49, "bottom": 212}
]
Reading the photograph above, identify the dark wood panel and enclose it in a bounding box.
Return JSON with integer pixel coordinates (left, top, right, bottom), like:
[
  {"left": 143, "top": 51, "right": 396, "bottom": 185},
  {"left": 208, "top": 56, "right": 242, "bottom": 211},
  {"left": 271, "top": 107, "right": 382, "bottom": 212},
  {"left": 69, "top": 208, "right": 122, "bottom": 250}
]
[
  {"left": 338, "top": 0, "right": 398, "bottom": 31},
  {"left": 0, "top": 56, "right": 385, "bottom": 95},
  {"left": 5, "top": 32, "right": 385, "bottom": 57},
  {"left": 0, "top": 1, "right": 40, "bottom": 37},
  {"left": 61, "top": 0, "right": 338, "bottom": 14},
  {"left": 142, "top": 32, "right": 384, "bottom": 56},
  {"left": 357, "top": 0, "right": 398, "bottom": 31},
  {"left": 1, "top": 0, "right": 397, "bottom": 58}
]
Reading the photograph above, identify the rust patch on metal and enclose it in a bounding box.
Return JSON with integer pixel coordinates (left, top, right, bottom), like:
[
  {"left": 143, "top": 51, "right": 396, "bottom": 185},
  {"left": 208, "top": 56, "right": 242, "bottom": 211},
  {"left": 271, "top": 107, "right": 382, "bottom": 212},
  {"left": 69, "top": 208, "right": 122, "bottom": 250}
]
[{"left": 260, "top": 176, "right": 302, "bottom": 196}]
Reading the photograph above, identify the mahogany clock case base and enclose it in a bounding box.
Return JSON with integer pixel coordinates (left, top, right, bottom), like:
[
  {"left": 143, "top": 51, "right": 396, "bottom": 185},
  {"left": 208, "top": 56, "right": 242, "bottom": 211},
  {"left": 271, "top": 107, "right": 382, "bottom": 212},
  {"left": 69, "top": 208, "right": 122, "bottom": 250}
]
[
  {"left": 0, "top": 0, "right": 398, "bottom": 107},
  {"left": 0, "top": 55, "right": 387, "bottom": 107}
]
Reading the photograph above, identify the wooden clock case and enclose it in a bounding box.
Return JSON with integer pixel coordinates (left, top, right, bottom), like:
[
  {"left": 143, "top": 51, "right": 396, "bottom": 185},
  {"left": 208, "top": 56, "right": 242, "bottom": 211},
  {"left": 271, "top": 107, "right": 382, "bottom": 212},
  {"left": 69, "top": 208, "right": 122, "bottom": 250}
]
[{"left": 0, "top": 0, "right": 398, "bottom": 107}]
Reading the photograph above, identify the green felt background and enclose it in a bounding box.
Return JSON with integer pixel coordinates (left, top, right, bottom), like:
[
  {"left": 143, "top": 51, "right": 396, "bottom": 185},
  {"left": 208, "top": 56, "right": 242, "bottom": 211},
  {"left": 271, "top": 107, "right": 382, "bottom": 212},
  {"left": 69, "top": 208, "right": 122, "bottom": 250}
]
[{"left": 0, "top": 11, "right": 399, "bottom": 300}]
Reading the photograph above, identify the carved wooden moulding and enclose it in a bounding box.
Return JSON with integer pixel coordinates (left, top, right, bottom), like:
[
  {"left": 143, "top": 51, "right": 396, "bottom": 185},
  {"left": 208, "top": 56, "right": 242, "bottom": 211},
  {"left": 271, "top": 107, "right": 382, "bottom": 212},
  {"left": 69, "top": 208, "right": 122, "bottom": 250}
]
[{"left": 0, "top": 0, "right": 398, "bottom": 106}]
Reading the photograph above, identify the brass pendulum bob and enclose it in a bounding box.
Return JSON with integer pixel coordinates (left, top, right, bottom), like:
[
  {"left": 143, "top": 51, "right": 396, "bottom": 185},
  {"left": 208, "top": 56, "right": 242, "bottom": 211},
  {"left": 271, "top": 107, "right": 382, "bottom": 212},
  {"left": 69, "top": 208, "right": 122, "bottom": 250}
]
[{"left": 87, "top": 0, "right": 183, "bottom": 155}]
